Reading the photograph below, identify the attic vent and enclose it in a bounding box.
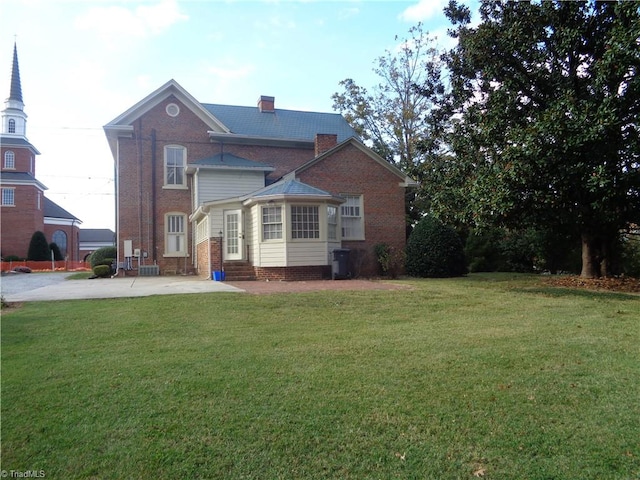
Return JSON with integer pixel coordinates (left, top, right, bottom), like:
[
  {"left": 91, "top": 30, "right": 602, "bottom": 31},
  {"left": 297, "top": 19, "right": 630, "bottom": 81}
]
[{"left": 166, "top": 103, "right": 180, "bottom": 117}]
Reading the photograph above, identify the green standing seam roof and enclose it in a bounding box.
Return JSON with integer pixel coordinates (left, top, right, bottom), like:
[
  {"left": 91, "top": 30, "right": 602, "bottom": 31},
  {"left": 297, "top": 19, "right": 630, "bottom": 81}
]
[
  {"left": 189, "top": 153, "right": 274, "bottom": 170},
  {"left": 202, "top": 103, "right": 358, "bottom": 142}
]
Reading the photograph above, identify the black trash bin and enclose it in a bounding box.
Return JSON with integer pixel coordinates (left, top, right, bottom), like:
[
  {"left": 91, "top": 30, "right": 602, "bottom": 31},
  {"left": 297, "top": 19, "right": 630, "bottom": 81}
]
[{"left": 332, "top": 248, "right": 351, "bottom": 279}]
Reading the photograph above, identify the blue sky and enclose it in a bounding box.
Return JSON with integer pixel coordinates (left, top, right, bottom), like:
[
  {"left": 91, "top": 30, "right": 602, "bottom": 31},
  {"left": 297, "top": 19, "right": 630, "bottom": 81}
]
[{"left": 1, "top": 0, "right": 476, "bottom": 230}]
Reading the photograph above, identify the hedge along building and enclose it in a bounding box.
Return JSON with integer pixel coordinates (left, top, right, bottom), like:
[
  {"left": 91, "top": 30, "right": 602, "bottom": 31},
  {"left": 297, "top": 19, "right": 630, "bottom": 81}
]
[
  {"left": 104, "top": 80, "right": 416, "bottom": 280},
  {"left": 0, "top": 43, "right": 82, "bottom": 260}
]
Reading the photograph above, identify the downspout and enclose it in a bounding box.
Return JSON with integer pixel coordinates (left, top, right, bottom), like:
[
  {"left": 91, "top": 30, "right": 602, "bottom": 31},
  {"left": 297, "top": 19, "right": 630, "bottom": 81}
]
[
  {"left": 137, "top": 119, "right": 143, "bottom": 262},
  {"left": 151, "top": 129, "right": 157, "bottom": 263}
]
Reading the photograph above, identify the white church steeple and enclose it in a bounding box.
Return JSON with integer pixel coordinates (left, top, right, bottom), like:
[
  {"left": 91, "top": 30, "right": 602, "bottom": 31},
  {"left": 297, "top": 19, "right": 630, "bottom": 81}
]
[{"left": 2, "top": 42, "right": 28, "bottom": 137}]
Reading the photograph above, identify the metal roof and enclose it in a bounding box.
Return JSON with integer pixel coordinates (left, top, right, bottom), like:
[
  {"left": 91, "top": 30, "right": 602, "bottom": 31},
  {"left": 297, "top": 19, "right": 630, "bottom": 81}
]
[
  {"left": 189, "top": 153, "right": 274, "bottom": 171},
  {"left": 253, "top": 178, "right": 334, "bottom": 197},
  {"left": 202, "top": 103, "right": 358, "bottom": 143}
]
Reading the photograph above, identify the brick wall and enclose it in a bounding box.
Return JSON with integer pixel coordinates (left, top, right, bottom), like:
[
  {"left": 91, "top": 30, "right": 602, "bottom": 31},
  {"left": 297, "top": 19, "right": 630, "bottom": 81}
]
[
  {"left": 255, "top": 265, "right": 330, "bottom": 281},
  {"left": 44, "top": 224, "right": 81, "bottom": 261},
  {"left": 0, "top": 184, "right": 44, "bottom": 258},
  {"left": 116, "top": 95, "right": 315, "bottom": 275},
  {"left": 297, "top": 143, "right": 407, "bottom": 277}
]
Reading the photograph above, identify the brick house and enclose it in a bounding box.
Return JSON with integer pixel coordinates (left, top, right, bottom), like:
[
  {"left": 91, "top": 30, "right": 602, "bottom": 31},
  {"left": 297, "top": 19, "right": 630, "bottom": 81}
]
[
  {"left": 104, "top": 80, "right": 415, "bottom": 280},
  {"left": 1, "top": 43, "right": 82, "bottom": 260}
]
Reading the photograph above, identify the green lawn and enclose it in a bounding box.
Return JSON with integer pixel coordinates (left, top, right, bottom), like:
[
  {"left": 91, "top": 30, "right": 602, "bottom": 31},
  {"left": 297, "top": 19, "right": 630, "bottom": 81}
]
[{"left": 2, "top": 274, "right": 639, "bottom": 479}]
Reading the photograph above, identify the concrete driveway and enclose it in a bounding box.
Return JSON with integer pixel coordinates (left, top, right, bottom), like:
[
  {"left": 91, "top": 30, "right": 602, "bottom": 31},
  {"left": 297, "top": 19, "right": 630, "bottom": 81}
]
[{"left": 1, "top": 272, "right": 243, "bottom": 302}]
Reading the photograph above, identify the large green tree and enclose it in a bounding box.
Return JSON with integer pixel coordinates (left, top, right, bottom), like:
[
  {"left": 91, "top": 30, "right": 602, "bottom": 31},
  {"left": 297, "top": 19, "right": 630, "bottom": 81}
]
[
  {"left": 332, "top": 23, "right": 447, "bottom": 231},
  {"left": 438, "top": 0, "right": 640, "bottom": 278},
  {"left": 332, "top": 23, "right": 445, "bottom": 173}
]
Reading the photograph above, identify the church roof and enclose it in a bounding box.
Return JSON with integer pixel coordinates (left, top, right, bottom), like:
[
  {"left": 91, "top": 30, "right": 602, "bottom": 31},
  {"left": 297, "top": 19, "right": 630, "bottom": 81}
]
[
  {"left": 0, "top": 171, "right": 47, "bottom": 190},
  {"left": 0, "top": 135, "right": 40, "bottom": 154},
  {"left": 9, "top": 42, "right": 22, "bottom": 103},
  {"left": 44, "top": 197, "right": 81, "bottom": 222},
  {"left": 79, "top": 229, "right": 115, "bottom": 243}
]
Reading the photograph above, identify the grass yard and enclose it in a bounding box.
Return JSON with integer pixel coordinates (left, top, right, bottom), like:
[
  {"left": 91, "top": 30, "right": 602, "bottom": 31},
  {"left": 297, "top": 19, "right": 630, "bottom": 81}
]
[{"left": 1, "top": 274, "right": 639, "bottom": 479}]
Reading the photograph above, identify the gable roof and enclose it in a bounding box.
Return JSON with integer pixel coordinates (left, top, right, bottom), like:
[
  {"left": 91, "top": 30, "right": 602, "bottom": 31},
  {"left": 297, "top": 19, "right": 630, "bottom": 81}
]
[
  {"left": 290, "top": 137, "right": 419, "bottom": 187},
  {"left": 103, "top": 79, "right": 229, "bottom": 134},
  {"left": 44, "top": 197, "right": 81, "bottom": 222},
  {"left": 203, "top": 103, "right": 358, "bottom": 143},
  {"left": 188, "top": 153, "right": 274, "bottom": 172}
]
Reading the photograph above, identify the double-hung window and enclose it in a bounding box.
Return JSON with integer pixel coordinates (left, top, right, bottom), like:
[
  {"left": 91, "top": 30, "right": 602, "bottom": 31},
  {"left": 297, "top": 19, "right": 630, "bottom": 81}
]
[
  {"left": 340, "top": 195, "right": 364, "bottom": 240},
  {"left": 291, "top": 206, "right": 319, "bottom": 239},
  {"left": 4, "top": 151, "right": 15, "bottom": 169},
  {"left": 165, "top": 146, "right": 186, "bottom": 187},
  {"left": 262, "top": 205, "right": 282, "bottom": 240},
  {"left": 166, "top": 213, "right": 187, "bottom": 255},
  {"left": 1, "top": 188, "right": 15, "bottom": 206}
]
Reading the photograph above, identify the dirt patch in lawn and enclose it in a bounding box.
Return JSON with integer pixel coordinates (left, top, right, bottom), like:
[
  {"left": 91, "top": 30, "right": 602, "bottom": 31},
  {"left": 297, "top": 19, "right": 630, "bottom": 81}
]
[{"left": 543, "top": 275, "right": 640, "bottom": 294}]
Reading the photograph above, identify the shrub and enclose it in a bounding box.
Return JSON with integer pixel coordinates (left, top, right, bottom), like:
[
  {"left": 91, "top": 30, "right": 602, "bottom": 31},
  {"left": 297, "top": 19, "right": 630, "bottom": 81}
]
[
  {"left": 90, "top": 246, "right": 117, "bottom": 269},
  {"left": 3, "top": 255, "right": 23, "bottom": 262},
  {"left": 92, "top": 265, "right": 111, "bottom": 278},
  {"left": 50, "top": 242, "right": 64, "bottom": 261},
  {"left": 27, "top": 231, "right": 50, "bottom": 261},
  {"left": 405, "top": 216, "right": 467, "bottom": 278},
  {"left": 374, "top": 243, "right": 404, "bottom": 278},
  {"left": 465, "top": 228, "right": 508, "bottom": 272}
]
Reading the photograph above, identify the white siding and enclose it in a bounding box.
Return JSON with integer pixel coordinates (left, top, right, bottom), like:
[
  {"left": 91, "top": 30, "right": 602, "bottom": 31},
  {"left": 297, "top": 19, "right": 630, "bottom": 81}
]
[
  {"left": 257, "top": 242, "right": 286, "bottom": 267},
  {"left": 196, "top": 170, "right": 264, "bottom": 205},
  {"left": 287, "top": 242, "right": 330, "bottom": 266}
]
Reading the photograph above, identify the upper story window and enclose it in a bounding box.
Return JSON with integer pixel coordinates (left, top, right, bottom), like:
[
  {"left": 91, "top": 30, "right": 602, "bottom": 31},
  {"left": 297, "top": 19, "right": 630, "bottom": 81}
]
[
  {"left": 291, "top": 205, "right": 319, "bottom": 240},
  {"left": 4, "top": 151, "right": 15, "bottom": 169},
  {"left": 340, "top": 194, "right": 364, "bottom": 240},
  {"left": 1, "top": 188, "right": 15, "bottom": 206},
  {"left": 164, "top": 145, "right": 186, "bottom": 187},
  {"left": 8, "top": 119, "right": 15, "bottom": 133},
  {"left": 262, "top": 205, "right": 282, "bottom": 241}
]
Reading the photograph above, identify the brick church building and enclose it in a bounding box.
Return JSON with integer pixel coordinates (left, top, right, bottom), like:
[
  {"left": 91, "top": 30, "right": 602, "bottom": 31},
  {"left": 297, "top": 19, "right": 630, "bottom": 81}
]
[{"left": 0, "top": 43, "right": 82, "bottom": 260}]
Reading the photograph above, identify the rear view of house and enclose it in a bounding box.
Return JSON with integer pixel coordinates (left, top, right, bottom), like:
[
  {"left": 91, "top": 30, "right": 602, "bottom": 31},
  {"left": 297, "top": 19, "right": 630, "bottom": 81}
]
[{"left": 104, "top": 80, "right": 415, "bottom": 280}]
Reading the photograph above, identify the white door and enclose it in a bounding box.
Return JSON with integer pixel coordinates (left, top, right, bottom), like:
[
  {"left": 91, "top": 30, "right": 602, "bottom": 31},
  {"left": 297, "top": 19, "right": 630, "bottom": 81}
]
[{"left": 224, "top": 210, "right": 243, "bottom": 260}]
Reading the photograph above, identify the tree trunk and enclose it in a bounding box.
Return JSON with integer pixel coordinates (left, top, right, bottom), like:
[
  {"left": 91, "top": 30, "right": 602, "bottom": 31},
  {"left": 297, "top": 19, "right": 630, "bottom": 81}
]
[{"left": 580, "top": 233, "right": 599, "bottom": 278}]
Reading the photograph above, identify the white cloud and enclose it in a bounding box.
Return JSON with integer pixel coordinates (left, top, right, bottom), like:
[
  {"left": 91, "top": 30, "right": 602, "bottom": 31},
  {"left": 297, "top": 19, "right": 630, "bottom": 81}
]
[
  {"left": 74, "top": 0, "right": 188, "bottom": 39},
  {"left": 399, "top": 0, "right": 447, "bottom": 22}
]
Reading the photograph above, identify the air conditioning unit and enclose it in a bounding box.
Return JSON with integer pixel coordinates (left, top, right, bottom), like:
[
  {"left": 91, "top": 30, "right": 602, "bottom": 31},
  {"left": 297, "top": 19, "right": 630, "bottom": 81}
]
[{"left": 138, "top": 265, "right": 159, "bottom": 276}]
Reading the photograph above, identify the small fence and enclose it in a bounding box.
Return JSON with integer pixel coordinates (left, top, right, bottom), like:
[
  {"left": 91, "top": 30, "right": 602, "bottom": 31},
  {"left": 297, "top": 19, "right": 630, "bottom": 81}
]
[{"left": 1, "top": 260, "right": 91, "bottom": 272}]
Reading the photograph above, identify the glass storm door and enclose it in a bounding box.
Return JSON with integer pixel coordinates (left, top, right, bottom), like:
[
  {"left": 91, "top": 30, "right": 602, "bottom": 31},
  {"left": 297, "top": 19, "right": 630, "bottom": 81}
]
[{"left": 224, "top": 210, "right": 242, "bottom": 260}]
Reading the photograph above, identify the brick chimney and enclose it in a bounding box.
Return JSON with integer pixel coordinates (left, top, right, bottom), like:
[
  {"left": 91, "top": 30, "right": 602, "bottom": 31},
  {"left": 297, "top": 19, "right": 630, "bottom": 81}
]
[
  {"left": 314, "top": 133, "right": 338, "bottom": 156},
  {"left": 257, "top": 95, "right": 275, "bottom": 113}
]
